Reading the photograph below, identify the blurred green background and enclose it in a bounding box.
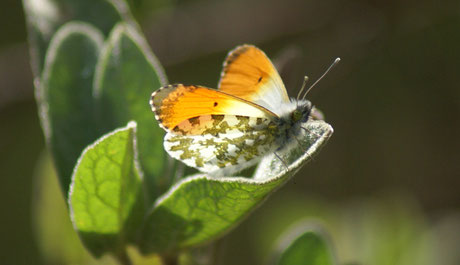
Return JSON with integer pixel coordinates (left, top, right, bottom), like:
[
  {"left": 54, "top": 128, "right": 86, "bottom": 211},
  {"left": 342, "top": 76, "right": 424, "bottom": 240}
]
[{"left": 1, "top": 0, "right": 459, "bottom": 264}]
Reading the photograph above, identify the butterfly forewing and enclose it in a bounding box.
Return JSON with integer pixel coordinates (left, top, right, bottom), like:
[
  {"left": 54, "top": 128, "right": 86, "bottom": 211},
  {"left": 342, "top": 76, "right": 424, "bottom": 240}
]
[
  {"left": 218, "top": 45, "right": 289, "bottom": 114},
  {"left": 150, "top": 84, "right": 277, "bottom": 131}
]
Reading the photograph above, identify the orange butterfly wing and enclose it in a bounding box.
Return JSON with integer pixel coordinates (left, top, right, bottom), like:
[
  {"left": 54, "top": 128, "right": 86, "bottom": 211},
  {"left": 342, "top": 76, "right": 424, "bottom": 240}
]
[
  {"left": 218, "top": 45, "right": 290, "bottom": 112},
  {"left": 150, "top": 84, "right": 276, "bottom": 132}
]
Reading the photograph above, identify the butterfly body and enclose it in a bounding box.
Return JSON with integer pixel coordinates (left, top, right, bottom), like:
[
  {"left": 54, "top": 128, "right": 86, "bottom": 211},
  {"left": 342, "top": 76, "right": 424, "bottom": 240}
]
[{"left": 151, "top": 45, "right": 315, "bottom": 175}]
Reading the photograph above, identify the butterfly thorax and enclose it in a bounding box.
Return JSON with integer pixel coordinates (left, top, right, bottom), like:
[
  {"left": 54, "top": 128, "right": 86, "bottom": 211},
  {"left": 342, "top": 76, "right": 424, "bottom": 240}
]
[{"left": 273, "top": 99, "right": 312, "bottom": 150}]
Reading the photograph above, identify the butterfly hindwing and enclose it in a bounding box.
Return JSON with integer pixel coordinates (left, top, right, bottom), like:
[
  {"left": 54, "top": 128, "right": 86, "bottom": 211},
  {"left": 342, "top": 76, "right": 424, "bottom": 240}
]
[
  {"left": 163, "top": 114, "right": 279, "bottom": 174},
  {"left": 218, "top": 45, "right": 290, "bottom": 114}
]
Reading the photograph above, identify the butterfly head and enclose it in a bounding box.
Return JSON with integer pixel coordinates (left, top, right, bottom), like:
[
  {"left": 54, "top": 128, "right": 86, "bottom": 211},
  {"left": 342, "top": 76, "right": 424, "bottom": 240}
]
[
  {"left": 274, "top": 99, "right": 313, "bottom": 148},
  {"left": 292, "top": 99, "right": 312, "bottom": 123}
]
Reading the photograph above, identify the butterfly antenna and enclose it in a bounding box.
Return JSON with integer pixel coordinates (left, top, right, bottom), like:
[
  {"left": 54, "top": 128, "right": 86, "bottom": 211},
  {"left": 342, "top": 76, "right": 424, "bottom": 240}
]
[
  {"left": 302, "top": 57, "right": 341, "bottom": 100},
  {"left": 296, "top": 76, "right": 309, "bottom": 100}
]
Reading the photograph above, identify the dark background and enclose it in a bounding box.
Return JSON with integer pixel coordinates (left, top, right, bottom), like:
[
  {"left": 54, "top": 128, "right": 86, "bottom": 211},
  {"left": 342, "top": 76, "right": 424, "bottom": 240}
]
[{"left": 1, "top": 0, "right": 459, "bottom": 264}]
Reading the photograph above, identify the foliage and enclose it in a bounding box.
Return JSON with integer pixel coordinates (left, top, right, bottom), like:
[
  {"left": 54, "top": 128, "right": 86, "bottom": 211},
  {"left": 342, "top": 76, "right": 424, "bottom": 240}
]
[
  {"left": 24, "top": 0, "right": 334, "bottom": 264},
  {"left": 275, "top": 223, "right": 337, "bottom": 265}
]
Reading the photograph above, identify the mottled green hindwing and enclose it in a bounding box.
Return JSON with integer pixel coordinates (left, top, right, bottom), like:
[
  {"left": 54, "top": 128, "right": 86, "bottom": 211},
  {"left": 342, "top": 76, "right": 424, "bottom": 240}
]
[{"left": 164, "top": 114, "right": 279, "bottom": 175}]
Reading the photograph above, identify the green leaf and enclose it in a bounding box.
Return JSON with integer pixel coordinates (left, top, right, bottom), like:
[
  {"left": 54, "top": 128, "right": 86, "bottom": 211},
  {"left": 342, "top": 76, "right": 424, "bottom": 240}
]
[
  {"left": 33, "top": 152, "right": 102, "bottom": 265},
  {"left": 23, "top": 0, "right": 133, "bottom": 75},
  {"left": 69, "top": 121, "right": 144, "bottom": 258},
  {"left": 94, "top": 22, "right": 168, "bottom": 202},
  {"left": 139, "top": 119, "right": 333, "bottom": 254},
  {"left": 276, "top": 224, "right": 337, "bottom": 265},
  {"left": 38, "top": 22, "right": 104, "bottom": 195}
]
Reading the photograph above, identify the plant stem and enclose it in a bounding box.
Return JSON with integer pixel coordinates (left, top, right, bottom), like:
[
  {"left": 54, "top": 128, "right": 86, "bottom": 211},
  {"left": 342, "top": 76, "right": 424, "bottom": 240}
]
[
  {"left": 160, "top": 254, "right": 178, "bottom": 265},
  {"left": 116, "top": 248, "right": 133, "bottom": 265},
  {"left": 209, "top": 239, "right": 223, "bottom": 265}
]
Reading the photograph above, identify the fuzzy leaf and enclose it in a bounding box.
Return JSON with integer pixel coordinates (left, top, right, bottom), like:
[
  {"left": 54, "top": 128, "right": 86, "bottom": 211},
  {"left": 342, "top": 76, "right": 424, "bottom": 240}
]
[
  {"left": 69, "top": 122, "right": 144, "bottom": 257},
  {"left": 139, "top": 119, "right": 333, "bottom": 254},
  {"left": 23, "top": 0, "right": 132, "bottom": 75},
  {"left": 94, "top": 22, "right": 168, "bottom": 202},
  {"left": 276, "top": 224, "right": 337, "bottom": 265},
  {"left": 38, "top": 22, "right": 104, "bottom": 195}
]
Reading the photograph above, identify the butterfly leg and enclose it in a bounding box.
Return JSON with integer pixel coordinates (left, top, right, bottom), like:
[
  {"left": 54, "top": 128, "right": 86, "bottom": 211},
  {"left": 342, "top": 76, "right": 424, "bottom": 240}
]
[
  {"left": 293, "top": 135, "right": 307, "bottom": 152},
  {"left": 301, "top": 126, "right": 322, "bottom": 138},
  {"left": 294, "top": 135, "right": 315, "bottom": 163},
  {"left": 274, "top": 151, "right": 289, "bottom": 172}
]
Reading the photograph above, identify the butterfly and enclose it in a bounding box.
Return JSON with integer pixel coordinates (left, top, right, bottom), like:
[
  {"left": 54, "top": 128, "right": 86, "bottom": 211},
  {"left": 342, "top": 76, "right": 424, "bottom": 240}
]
[{"left": 150, "top": 44, "right": 335, "bottom": 176}]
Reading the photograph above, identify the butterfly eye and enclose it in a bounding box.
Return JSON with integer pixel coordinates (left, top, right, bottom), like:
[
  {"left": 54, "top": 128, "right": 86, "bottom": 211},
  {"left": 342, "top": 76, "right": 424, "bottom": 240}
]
[{"left": 292, "top": 110, "right": 303, "bottom": 122}]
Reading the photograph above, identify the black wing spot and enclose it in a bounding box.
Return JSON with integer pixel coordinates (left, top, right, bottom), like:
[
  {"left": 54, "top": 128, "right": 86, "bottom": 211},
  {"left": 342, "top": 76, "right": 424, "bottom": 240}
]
[
  {"left": 189, "top": 116, "right": 200, "bottom": 125},
  {"left": 257, "top": 76, "right": 263, "bottom": 83},
  {"left": 214, "top": 102, "right": 218, "bottom": 107}
]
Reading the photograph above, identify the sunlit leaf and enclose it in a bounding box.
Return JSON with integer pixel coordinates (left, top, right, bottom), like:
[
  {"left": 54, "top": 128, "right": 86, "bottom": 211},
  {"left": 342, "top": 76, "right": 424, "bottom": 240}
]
[
  {"left": 139, "top": 120, "right": 333, "bottom": 254},
  {"left": 69, "top": 122, "right": 144, "bottom": 257},
  {"left": 94, "top": 22, "right": 169, "bottom": 202}
]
